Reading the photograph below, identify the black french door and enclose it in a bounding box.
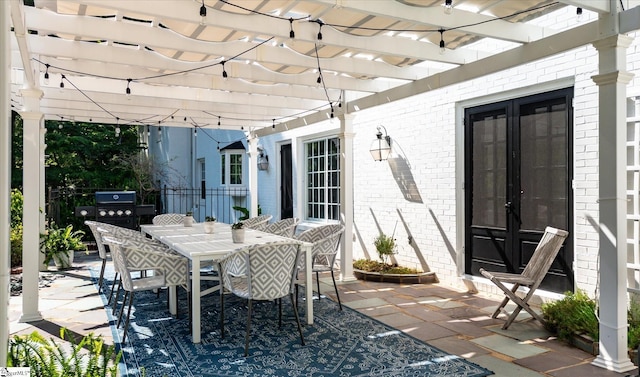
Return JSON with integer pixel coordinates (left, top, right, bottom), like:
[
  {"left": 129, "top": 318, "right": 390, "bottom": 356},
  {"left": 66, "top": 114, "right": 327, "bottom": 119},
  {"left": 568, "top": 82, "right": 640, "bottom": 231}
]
[
  {"left": 280, "top": 143, "right": 293, "bottom": 219},
  {"left": 464, "top": 88, "right": 574, "bottom": 293}
]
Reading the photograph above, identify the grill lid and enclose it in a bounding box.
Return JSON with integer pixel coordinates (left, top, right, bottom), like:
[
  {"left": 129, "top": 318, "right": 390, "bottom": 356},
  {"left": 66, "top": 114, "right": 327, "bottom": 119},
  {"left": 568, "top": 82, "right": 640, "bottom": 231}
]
[{"left": 95, "top": 191, "right": 136, "bottom": 204}]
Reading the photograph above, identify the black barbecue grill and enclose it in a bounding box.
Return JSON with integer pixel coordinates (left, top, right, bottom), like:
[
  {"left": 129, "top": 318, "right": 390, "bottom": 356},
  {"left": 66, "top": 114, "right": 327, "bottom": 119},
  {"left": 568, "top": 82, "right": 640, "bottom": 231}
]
[{"left": 75, "top": 191, "right": 155, "bottom": 229}]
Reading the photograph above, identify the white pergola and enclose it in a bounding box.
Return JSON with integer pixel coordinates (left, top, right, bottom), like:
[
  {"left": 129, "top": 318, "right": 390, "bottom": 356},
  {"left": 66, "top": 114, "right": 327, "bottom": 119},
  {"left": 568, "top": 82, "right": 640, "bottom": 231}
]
[{"left": 3, "top": 0, "right": 640, "bottom": 371}]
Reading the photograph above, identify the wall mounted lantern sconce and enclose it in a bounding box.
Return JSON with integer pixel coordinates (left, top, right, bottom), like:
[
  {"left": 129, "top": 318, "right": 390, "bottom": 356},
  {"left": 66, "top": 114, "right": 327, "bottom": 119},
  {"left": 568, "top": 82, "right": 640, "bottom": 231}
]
[
  {"left": 257, "top": 151, "right": 269, "bottom": 170},
  {"left": 369, "top": 125, "right": 392, "bottom": 161}
]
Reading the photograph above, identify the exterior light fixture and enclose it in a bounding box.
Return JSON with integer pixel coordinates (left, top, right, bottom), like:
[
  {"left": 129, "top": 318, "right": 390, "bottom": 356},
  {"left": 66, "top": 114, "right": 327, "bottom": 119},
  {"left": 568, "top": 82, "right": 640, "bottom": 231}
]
[
  {"left": 257, "top": 152, "right": 269, "bottom": 171},
  {"left": 369, "top": 125, "right": 392, "bottom": 161}
]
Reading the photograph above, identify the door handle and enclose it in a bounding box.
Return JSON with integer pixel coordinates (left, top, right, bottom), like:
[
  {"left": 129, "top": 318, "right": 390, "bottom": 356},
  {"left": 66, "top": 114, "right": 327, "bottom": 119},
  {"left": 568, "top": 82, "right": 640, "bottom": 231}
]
[{"left": 504, "top": 201, "right": 512, "bottom": 211}]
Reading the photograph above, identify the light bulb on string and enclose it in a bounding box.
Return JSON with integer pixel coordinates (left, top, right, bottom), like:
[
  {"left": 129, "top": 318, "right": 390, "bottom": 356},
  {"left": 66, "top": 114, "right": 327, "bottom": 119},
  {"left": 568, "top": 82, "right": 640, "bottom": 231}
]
[
  {"left": 60, "top": 74, "right": 65, "bottom": 89},
  {"left": 289, "top": 18, "right": 295, "bottom": 38},
  {"left": 439, "top": 29, "right": 446, "bottom": 54},
  {"left": 576, "top": 7, "right": 583, "bottom": 22},
  {"left": 44, "top": 64, "right": 50, "bottom": 85},
  {"left": 221, "top": 61, "right": 228, "bottom": 79},
  {"left": 126, "top": 78, "right": 132, "bottom": 96},
  {"left": 272, "top": 119, "right": 275, "bottom": 129},
  {"left": 115, "top": 117, "right": 120, "bottom": 137},
  {"left": 199, "top": 0, "right": 207, "bottom": 25},
  {"left": 316, "top": 20, "right": 323, "bottom": 41},
  {"left": 218, "top": 116, "right": 221, "bottom": 127},
  {"left": 444, "top": 0, "right": 453, "bottom": 14}
]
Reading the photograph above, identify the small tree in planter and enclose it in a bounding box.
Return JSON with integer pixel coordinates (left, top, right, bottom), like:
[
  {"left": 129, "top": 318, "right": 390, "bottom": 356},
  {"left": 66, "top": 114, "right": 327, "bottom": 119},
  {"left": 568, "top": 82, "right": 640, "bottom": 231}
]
[{"left": 373, "top": 233, "right": 396, "bottom": 265}]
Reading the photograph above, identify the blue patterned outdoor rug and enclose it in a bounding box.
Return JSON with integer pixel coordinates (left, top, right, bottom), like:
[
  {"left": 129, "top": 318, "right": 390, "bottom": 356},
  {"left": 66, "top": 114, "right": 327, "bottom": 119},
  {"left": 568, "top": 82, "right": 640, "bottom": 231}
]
[{"left": 92, "top": 268, "right": 493, "bottom": 377}]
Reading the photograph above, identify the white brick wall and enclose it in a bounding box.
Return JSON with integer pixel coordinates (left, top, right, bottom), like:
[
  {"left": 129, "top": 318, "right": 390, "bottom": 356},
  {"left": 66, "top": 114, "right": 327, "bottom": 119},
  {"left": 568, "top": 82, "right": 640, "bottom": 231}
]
[{"left": 259, "top": 25, "right": 640, "bottom": 297}]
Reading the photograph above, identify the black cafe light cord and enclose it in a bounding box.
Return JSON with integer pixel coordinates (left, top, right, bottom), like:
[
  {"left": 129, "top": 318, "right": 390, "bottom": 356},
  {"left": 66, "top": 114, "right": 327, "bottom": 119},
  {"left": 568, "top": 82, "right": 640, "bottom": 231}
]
[{"left": 35, "top": 0, "right": 573, "bottom": 129}]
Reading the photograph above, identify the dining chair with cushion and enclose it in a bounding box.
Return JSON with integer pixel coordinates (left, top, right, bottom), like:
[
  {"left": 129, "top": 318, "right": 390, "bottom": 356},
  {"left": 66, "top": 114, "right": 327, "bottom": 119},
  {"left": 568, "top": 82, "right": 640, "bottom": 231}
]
[
  {"left": 218, "top": 241, "right": 305, "bottom": 356},
  {"left": 241, "top": 214, "right": 272, "bottom": 230},
  {"left": 101, "top": 234, "right": 190, "bottom": 342},
  {"left": 152, "top": 213, "right": 186, "bottom": 225},
  {"left": 480, "top": 226, "right": 569, "bottom": 329},
  {"left": 294, "top": 224, "right": 345, "bottom": 310},
  {"left": 260, "top": 217, "right": 300, "bottom": 238}
]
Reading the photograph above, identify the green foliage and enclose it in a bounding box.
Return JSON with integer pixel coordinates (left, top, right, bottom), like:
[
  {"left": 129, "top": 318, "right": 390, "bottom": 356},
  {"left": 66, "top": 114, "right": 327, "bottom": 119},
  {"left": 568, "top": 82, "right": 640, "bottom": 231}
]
[
  {"left": 40, "top": 223, "right": 87, "bottom": 265},
  {"left": 373, "top": 233, "right": 396, "bottom": 264},
  {"left": 205, "top": 216, "right": 216, "bottom": 222},
  {"left": 628, "top": 295, "right": 640, "bottom": 349},
  {"left": 233, "top": 206, "right": 250, "bottom": 221},
  {"left": 44, "top": 120, "right": 141, "bottom": 189},
  {"left": 10, "top": 189, "right": 24, "bottom": 267},
  {"left": 353, "top": 259, "right": 419, "bottom": 274},
  {"left": 7, "top": 328, "right": 121, "bottom": 376},
  {"left": 541, "top": 290, "right": 599, "bottom": 341},
  {"left": 231, "top": 222, "right": 244, "bottom": 230}
]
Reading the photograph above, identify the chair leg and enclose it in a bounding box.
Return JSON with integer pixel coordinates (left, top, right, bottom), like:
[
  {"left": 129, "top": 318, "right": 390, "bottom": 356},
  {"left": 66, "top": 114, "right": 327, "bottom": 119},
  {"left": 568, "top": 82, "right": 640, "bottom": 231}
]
[
  {"left": 289, "top": 293, "right": 305, "bottom": 346},
  {"left": 244, "top": 299, "right": 253, "bottom": 357},
  {"left": 118, "top": 291, "right": 129, "bottom": 328},
  {"left": 492, "top": 283, "right": 520, "bottom": 319},
  {"left": 98, "top": 258, "right": 107, "bottom": 292},
  {"left": 330, "top": 270, "right": 342, "bottom": 310},
  {"left": 122, "top": 291, "right": 134, "bottom": 343},
  {"left": 315, "top": 271, "right": 321, "bottom": 300},
  {"left": 112, "top": 279, "right": 122, "bottom": 315},
  {"left": 107, "top": 272, "right": 119, "bottom": 306},
  {"left": 219, "top": 288, "right": 225, "bottom": 339}
]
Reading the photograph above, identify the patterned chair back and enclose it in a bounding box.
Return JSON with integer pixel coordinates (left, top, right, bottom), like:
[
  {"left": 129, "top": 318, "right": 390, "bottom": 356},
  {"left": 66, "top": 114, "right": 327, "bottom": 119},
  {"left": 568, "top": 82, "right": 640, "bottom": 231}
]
[
  {"left": 85, "top": 220, "right": 108, "bottom": 260},
  {"left": 295, "top": 224, "right": 344, "bottom": 270},
  {"left": 241, "top": 214, "right": 273, "bottom": 230},
  {"left": 152, "top": 213, "right": 186, "bottom": 225},
  {"left": 261, "top": 218, "right": 300, "bottom": 238},
  {"left": 220, "top": 241, "right": 301, "bottom": 301},
  {"left": 100, "top": 232, "right": 189, "bottom": 288}
]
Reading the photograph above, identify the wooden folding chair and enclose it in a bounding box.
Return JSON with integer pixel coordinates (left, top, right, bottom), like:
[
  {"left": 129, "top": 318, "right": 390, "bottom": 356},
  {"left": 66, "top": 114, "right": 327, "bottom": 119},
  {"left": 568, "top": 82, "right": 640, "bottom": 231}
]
[{"left": 480, "top": 226, "right": 569, "bottom": 329}]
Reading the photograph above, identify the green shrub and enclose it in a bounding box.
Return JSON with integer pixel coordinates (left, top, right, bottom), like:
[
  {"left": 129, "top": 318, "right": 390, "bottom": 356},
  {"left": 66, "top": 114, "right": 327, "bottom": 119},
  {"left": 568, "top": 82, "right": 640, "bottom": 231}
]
[
  {"left": 7, "top": 328, "right": 121, "bottom": 376},
  {"left": 10, "top": 189, "right": 23, "bottom": 268},
  {"left": 541, "top": 290, "right": 599, "bottom": 341},
  {"left": 373, "top": 233, "right": 396, "bottom": 264}
]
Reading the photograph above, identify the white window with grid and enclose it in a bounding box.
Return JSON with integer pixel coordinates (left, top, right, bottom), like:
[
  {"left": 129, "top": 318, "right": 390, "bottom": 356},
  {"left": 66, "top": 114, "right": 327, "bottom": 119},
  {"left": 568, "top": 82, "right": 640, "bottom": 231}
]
[
  {"left": 221, "top": 151, "right": 243, "bottom": 186},
  {"left": 304, "top": 137, "right": 340, "bottom": 221}
]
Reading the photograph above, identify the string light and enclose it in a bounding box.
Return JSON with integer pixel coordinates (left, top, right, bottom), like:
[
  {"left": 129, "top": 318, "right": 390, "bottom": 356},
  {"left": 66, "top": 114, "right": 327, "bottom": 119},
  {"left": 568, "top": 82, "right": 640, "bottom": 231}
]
[
  {"left": 194, "top": 127, "right": 198, "bottom": 136},
  {"left": 115, "top": 117, "right": 120, "bottom": 136},
  {"left": 60, "top": 74, "right": 65, "bottom": 89},
  {"left": 272, "top": 119, "right": 275, "bottom": 128},
  {"left": 218, "top": 116, "right": 221, "bottom": 126},
  {"left": 126, "top": 78, "right": 132, "bottom": 96},
  {"left": 576, "top": 7, "right": 583, "bottom": 22},
  {"left": 316, "top": 20, "right": 323, "bottom": 40},
  {"left": 199, "top": 0, "right": 207, "bottom": 25},
  {"left": 444, "top": 0, "right": 453, "bottom": 15},
  {"left": 439, "top": 29, "right": 446, "bottom": 54},
  {"left": 221, "top": 61, "right": 228, "bottom": 79},
  {"left": 289, "top": 18, "right": 295, "bottom": 38},
  {"left": 44, "top": 64, "right": 50, "bottom": 85}
]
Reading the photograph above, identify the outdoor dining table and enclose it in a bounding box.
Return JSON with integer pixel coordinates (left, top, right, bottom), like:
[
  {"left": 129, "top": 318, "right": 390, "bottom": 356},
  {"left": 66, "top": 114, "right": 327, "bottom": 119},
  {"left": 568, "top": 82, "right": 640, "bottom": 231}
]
[{"left": 140, "top": 222, "right": 314, "bottom": 343}]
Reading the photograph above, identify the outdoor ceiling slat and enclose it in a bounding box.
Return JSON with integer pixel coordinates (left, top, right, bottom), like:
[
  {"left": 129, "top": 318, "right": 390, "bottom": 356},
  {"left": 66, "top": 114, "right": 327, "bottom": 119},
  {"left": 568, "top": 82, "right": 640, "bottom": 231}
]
[
  {"left": 25, "top": 7, "right": 438, "bottom": 83},
  {"left": 72, "top": 0, "right": 486, "bottom": 64},
  {"left": 257, "top": 19, "right": 601, "bottom": 137},
  {"left": 48, "top": 74, "right": 329, "bottom": 111},
  {"left": 26, "top": 37, "right": 400, "bottom": 96},
  {"left": 306, "top": 0, "right": 557, "bottom": 42}
]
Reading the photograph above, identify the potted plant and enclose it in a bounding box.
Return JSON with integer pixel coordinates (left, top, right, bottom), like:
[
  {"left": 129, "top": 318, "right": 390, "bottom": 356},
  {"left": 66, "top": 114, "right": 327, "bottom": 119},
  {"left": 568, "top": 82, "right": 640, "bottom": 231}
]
[
  {"left": 184, "top": 211, "right": 194, "bottom": 227},
  {"left": 374, "top": 232, "right": 396, "bottom": 264},
  {"left": 231, "top": 222, "right": 245, "bottom": 243},
  {"left": 40, "top": 222, "right": 87, "bottom": 269},
  {"left": 204, "top": 216, "right": 216, "bottom": 234}
]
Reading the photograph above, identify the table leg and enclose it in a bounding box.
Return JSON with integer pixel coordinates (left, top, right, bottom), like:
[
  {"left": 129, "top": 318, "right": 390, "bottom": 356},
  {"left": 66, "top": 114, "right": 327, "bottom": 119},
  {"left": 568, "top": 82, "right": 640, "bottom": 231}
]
[
  {"left": 303, "top": 243, "right": 313, "bottom": 325},
  {"left": 168, "top": 286, "right": 177, "bottom": 316},
  {"left": 192, "top": 258, "right": 202, "bottom": 343}
]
